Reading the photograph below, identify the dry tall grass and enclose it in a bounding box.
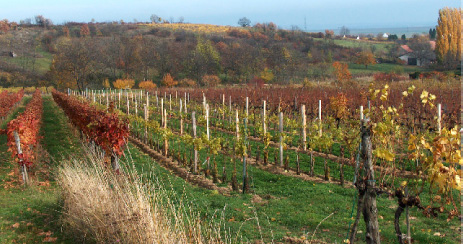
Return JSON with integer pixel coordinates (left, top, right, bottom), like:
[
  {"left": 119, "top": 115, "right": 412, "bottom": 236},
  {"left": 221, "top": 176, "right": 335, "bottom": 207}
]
[{"left": 57, "top": 146, "right": 231, "bottom": 243}]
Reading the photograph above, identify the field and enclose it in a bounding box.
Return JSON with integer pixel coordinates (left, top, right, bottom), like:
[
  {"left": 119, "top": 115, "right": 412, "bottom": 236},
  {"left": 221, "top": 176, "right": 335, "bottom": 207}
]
[{"left": 0, "top": 82, "right": 460, "bottom": 243}]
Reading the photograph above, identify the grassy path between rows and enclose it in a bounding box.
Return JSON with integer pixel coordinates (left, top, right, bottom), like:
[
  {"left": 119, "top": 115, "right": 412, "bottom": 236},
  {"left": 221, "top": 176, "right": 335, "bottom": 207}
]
[
  {"left": 0, "top": 96, "right": 82, "bottom": 243},
  {"left": 123, "top": 141, "right": 460, "bottom": 243}
]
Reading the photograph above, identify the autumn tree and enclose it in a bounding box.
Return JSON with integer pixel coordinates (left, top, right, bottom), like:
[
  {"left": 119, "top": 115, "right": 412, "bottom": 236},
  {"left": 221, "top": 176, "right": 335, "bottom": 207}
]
[
  {"left": 161, "top": 73, "right": 178, "bottom": 87},
  {"left": 80, "top": 24, "right": 90, "bottom": 38},
  {"left": 355, "top": 50, "right": 376, "bottom": 69},
  {"left": 0, "top": 19, "right": 9, "bottom": 34},
  {"left": 62, "top": 26, "right": 70, "bottom": 37},
  {"left": 260, "top": 68, "right": 274, "bottom": 83},
  {"left": 186, "top": 37, "right": 221, "bottom": 81},
  {"left": 435, "top": 7, "right": 461, "bottom": 68},
  {"left": 138, "top": 80, "right": 157, "bottom": 89},
  {"left": 332, "top": 61, "right": 351, "bottom": 82},
  {"left": 201, "top": 75, "right": 220, "bottom": 87},
  {"left": 49, "top": 38, "right": 97, "bottom": 90},
  {"left": 103, "top": 79, "right": 110, "bottom": 88},
  {"left": 325, "top": 29, "right": 334, "bottom": 39},
  {"left": 113, "top": 79, "right": 135, "bottom": 89},
  {"left": 179, "top": 78, "right": 197, "bottom": 87}
]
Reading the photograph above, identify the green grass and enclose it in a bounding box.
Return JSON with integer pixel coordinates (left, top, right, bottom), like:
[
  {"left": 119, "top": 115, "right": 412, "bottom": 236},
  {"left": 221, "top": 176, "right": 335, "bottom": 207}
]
[
  {"left": 0, "top": 48, "right": 52, "bottom": 76},
  {"left": 0, "top": 96, "right": 82, "bottom": 243},
  {"left": 348, "top": 63, "right": 427, "bottom": 75},
  {"left": 314, "top": 38, "right": 392, "bottom": 53}
]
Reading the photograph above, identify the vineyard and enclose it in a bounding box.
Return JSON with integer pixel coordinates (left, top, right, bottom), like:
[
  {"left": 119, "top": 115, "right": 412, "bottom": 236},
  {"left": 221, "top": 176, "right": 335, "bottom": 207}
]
[
  {"left": 63, "top": 81, "right": 460, "bottom": 243},
  {"left": 0, "top": 83, "right": 460, "bottom": 243}
]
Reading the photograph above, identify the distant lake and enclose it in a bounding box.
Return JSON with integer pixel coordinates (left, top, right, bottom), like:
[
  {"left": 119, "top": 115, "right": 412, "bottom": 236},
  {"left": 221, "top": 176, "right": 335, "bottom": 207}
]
[{"left": 308, "top": 26, "right": 433, "bottom": 38}]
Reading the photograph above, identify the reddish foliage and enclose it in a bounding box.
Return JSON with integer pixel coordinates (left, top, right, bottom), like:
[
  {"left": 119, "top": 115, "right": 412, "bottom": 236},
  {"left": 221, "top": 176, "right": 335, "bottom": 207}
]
[
  {"left": 154, "top": 85, "right": 460, "bottom": 126},
  {"left": 0, "top": 90, "right": 24, "bottom": 118},
  {"left": 7, "top": 90, "right": 42, "bottom": 167},
  {"left": 52, "top": 90, "right": 129, "bottom": 156},
  {"left": 249, "top": 77, "right": 265, "bottom": 88},
  {"left": 227, "top": 28, "right": 252, "bottom": 38}
]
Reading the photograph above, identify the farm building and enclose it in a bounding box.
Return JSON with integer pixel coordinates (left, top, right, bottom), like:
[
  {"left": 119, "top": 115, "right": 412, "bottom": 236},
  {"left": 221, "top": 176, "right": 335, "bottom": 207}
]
[{"left": 398, "top": 41, "right": 436, "bottom": 66}]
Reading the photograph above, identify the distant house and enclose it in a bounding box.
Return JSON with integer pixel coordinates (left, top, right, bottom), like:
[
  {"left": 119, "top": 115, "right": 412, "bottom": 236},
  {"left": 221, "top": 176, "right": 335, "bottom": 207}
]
[
  {"left": 382, "top": 33, "right": 389, "bottom": 39},
  {"left": 398, "top": 41, "right": 436, "bottom": 66}
]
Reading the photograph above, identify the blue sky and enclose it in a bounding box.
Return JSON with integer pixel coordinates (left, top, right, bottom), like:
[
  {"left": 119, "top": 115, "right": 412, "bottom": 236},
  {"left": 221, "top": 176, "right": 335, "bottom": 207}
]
[{"left": 1, "top": 0, "right": 460, "bottom": 30}]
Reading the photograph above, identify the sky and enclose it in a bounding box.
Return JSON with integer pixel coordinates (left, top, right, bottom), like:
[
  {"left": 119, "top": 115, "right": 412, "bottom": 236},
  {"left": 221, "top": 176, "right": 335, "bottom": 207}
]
[{"left": 0, "top": 0, "right": 460, "bottom": 30}]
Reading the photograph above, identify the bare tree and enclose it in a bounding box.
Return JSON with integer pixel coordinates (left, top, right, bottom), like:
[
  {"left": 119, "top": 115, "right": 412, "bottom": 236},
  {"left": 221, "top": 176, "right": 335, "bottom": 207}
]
[
  {"left": 238, "top": 17, "right": 251, "bottom": 27},
  {"left": 408, "top": 35, "right": 436, "bottom": 66},
  {"left": 340, "top": 26, "right": 350, "bottom": 36},
  {"left": 150, "top": 14, "right": 161, "bottom": 24}
]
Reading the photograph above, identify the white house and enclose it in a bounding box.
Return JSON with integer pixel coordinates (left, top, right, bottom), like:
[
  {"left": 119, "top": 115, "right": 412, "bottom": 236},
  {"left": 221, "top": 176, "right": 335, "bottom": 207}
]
[{"left": 382, "top": 33, "right": 389, "bottom": 39}]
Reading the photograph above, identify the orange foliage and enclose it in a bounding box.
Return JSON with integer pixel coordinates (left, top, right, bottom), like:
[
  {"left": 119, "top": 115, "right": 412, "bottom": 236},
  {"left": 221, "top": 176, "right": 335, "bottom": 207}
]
[
  {"left": 332, "top": 62, "right": 351, "bottom": 82},
  {"left": 253, "top": 32, "right": 269, "bottom": 42},
  {"left": 138, "top": 80, "right": 157, "bottom": 89},
  {"left": 161, "top": 73, "right": 178, "bottom": 87},
  {"left": 113, "top": 79, "right": 135, "bottom": 89},
  {"left": 80, "top": 24, "right": 90, "bottom": 37},
  {"left": 329, "top": 93, "right": 348, "bottom": 119},
  {"left": 0, "top": 19, "right": 10, "bottom": 34},
  {"left": 227, "top": 28, "right": 252, "bottom": 38},
  {"left": 355, "top": 51, "right": 376, "bottom": 69}
]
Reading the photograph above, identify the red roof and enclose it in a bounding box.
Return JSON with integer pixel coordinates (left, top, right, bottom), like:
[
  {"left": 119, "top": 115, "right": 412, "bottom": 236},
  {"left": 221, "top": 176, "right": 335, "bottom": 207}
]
[
  {"left": 429, "top": 41, "right": 436, "bottom": 50},
  {"left": 400, "top": 45, "right": 413, "bottom": 53}
]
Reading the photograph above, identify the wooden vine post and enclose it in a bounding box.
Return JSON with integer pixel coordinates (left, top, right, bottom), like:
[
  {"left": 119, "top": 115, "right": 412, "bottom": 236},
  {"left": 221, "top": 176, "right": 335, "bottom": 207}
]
[
  {"left": 229, "top": 96, "right": 232, "bottom": 124},
  {"left": 246, "top": 97, "right": 249, "bottom": 118},
  {"left": 301, "top": 104, "right": 307, "bottom": 151},
  {"left": 222, "top": 94, "right": 225, "bottom": 120},
  {"left": 360, "top": 118, "right": 380, "bottom": 243},
  {"left": 126, "top": 94, "right": 130, "bottom": 115},
  {"left": 184, "top": 94, "right": 188, "bottom": 114},
  {"left": 318, "top": 100, "right": 322, "bottom": 136},
  {"left": 14, "top": 131, "right": 28, "bottom": 185},
  {"left": 206, "top": 104, "right": 210, "bottom": 174},
  {"left": 180, "top": 99, "right": 183, "bottom": 135},
  {"left": 161, "top": 98, "right": 164, "bottom": 126},
  {"left": 135, "top": 99, "right": 138, "bottom": 118},
  {"left": 235, "top": 109, "right": 240, "bottom": 140},
  {"left": 163, "top": 109, "right": 168, "bottom": 156},
  {"left": 144, "top": 104, "right": 148, "bottom": 143},
  {"left": 279, "top": 112, "right": 284, "bottom": 167},
  {"left": 192, "top": 111, "right": 198, "bottom": 174},
  {"left": 242, "top": 118, "right": 249, "bottom": 193},
  {"left": 117, "top": 90, "right": 121, "bottom": 108},
  {"left": 263, "top": 100, "right": 267, "bottom": 135},
  {"left": 206, "top": 104, "right": 210, "bottom": 139},
  {"left": 437, "top": 103, "right": 441, "bottom": 135}
]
